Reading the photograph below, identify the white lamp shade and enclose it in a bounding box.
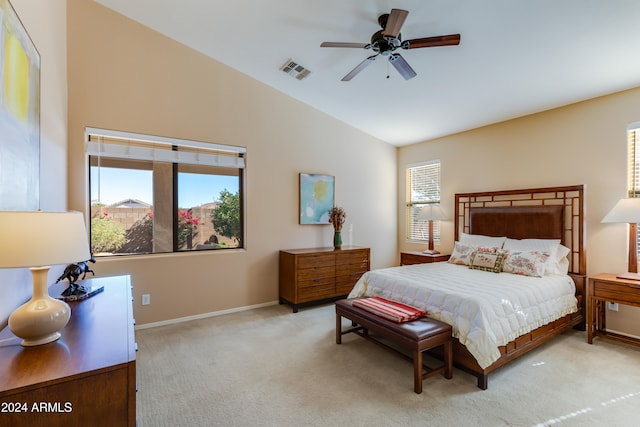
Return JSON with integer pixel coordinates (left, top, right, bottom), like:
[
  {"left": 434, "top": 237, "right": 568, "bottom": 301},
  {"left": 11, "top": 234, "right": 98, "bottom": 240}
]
[
  {"left": 0, "top": 211, "right": 90, "bottom": 268},
  {"left": 602, "top": 198, "right": 640, "bottom": 223},
  {"left": 415, "top": 205, "right": 447, "bottom": 221}
]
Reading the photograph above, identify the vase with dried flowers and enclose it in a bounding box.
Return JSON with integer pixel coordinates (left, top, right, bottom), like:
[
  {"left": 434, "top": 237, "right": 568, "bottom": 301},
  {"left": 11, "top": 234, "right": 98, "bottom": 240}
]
[{"left": 328, "top": 206, "right": 346, "bottom": 249}]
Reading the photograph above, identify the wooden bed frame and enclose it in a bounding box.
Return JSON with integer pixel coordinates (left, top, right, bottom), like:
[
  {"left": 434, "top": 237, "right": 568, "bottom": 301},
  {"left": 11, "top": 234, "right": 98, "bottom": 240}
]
[{"left": 450, "top": 185, "right": 586, "bottom": 389}]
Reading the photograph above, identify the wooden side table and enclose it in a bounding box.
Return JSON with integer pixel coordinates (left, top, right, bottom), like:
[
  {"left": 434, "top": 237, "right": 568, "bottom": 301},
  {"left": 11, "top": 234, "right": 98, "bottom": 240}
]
[
  {"left": 587, "top": 273, "right": 640, "bottom": 347},
  {"left": 400, "top": 251, "right": 450, "bottom": 266}
]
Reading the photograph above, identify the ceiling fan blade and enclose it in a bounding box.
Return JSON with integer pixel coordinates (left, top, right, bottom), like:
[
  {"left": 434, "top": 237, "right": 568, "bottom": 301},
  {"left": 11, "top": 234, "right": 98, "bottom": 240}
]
[
  {"left": 388, "top": 53, "right": 416, "bottom": 80},
  {"left": 321, "top": 42, "right": 369, "bottom": 49},
  {"left": 341, "top": 55, "right": 377, "bottom": 81},
  {"left": 402, "top": 34, "right": 461, "bottom": 49},
  {"left": 382, "top": 9, "right": 409, "bottom": 38}
]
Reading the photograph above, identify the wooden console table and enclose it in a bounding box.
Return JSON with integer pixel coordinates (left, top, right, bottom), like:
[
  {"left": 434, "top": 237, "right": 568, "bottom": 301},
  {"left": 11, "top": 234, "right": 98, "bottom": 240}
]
[
  {"left": 0, "top": 275, "right": 136, "bottom": 426},
  {"left": 587, "top": 273, "right": 640, "bottom": 347}
]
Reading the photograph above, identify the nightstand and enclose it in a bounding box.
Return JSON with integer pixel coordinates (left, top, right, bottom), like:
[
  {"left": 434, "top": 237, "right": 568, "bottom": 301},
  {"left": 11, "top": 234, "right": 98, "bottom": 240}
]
[
  {"left": 400, "top": 251, "right": 450, "bottom": 266},
  {"left": 587, "top": 273, "right": 640, "bottom": 347}
]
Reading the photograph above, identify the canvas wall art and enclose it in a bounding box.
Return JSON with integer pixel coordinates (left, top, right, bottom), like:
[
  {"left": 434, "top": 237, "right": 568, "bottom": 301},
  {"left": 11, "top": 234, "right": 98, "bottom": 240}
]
[
  {"left": 299, "top": 173, "right": 334, "bottom": 224},
  {"left": 0, "top": 0, "right": 40, "bottom": 210}
]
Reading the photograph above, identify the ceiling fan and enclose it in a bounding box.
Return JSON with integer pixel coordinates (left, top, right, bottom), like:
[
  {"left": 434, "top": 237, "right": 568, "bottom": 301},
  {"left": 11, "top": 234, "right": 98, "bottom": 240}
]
[{"left": 320, "top": 9, "right": 460, "bottom": 81}]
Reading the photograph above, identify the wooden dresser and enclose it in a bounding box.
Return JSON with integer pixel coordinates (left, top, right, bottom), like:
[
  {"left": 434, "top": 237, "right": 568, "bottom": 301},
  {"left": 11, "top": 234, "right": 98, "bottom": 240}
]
[
  {"left": 0, "top": 275, "right": 136, "bottom": 427},
  {"left": 279, "top": 246, "right": 370, "bottom": 312}
]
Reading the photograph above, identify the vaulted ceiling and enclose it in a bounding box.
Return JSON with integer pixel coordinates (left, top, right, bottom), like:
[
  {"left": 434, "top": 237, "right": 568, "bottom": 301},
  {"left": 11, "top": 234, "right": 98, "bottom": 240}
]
[{"left": 95, "top": 0, "right": 640, "bottom": 146}]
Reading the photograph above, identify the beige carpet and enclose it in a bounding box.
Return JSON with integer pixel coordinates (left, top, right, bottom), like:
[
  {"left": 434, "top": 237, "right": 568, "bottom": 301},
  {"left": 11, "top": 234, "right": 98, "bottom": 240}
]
[{"left": 135, "top": 303, "right": 640, "bottom": 427}]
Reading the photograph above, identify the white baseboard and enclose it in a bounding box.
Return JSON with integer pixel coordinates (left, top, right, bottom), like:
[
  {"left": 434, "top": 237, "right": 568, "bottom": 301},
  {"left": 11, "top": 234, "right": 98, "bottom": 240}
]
[
  {"left": 135, "top": 300, "right": 280, "bottom": 330},
  {"left": 605, "top": 328, "right": 640, "bottom": 340}
]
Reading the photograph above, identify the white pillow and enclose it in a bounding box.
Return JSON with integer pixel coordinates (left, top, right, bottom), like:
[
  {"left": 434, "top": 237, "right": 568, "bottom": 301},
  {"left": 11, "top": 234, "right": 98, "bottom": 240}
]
[
  {"left": 502, "top": 238, "right": 566, "bottom": 275},
  {"left": 552, "top": 244, "right": 571, "bottom": 275},
  {"left": 459, "top": 232, "right": 506, "bottom": 249}
]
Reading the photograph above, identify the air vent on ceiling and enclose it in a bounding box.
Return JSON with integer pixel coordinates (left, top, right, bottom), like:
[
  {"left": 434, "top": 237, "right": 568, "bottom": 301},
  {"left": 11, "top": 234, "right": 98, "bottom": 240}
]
[{"left": 280, "top": 59, "right": 311, "bottom": 80}]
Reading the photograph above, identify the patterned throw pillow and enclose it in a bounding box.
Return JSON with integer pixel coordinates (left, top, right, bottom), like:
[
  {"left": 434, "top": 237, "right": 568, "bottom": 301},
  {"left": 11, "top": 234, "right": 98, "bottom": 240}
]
[
  {"left": 448, "top": 242, "right": 477, "bottom": 266},
  {"left": 468, "top": 249, "right": 505, "bottom": 273},
  {"left": 502, "top": 250, "right": 551, "bottom": 277}
]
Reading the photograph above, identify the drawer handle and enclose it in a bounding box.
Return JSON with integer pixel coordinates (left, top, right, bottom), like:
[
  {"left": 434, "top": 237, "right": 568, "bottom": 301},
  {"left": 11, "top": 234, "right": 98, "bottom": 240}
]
[{"left": 631, "top": 285, "right": 640, "bottom": 290}]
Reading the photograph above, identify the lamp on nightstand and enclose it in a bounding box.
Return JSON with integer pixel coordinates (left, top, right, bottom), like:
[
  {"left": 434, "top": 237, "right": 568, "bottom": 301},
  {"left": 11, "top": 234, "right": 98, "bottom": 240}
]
[
  {"left": 416, "top": 205, "right": 447, "bottom": 255},
  {"left": 0, "top": 211, "right": 91, "bottom": 346},
  {"left": 602, "top": 198, "right": 640, "bottom": 280}
]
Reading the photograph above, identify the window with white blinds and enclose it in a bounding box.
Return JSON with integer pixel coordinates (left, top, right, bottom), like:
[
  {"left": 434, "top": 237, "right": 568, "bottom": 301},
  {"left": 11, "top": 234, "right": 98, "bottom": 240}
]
[
  {"left": 86, "top": 128, "right": 245, "bottom": 256},
  {"left": 628, "top": 123, "right": 640, "bottom": 258},
  {"left": 406, "top": 160, "right": 441, "bottom": 241},
  {"left": 628, "top": 123, "right": 640, "bottom": 197}
]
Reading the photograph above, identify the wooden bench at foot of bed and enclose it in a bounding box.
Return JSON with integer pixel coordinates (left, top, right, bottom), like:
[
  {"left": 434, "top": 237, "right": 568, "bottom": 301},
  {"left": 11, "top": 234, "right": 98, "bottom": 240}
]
[{"left": 335, "top": 298, "right": 453, "bottom": 394}]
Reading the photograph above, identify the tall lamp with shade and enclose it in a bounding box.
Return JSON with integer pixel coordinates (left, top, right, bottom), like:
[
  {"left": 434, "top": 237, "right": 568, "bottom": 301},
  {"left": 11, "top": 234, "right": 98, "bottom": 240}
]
[
  {"left": 0, "top": 211, "right": 91, "bottom": 346},
  {"left": 601, "top": 198, "right": 640, "bottom": 280},
  {"left": 415, "top": 204, "right": 447, "bottom": 254}
]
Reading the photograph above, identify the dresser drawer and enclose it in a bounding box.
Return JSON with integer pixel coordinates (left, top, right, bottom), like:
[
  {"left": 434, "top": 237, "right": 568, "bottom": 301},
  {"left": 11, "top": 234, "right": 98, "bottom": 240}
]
[
  {"left": 593, "top": 280, "right": 640, "bottom": 304},
  {"left": 297, "top": 253, "right": 335, "bottom": 268},
  {"left": 335, "top": 273, "right": 364, "bottom": 295},
  {"left": 336, "top": 261, "right": 368, "bottom": 275},
  {"left": 297, "top": 265, "right": 335, "bottom": 280},
  {"left": 336, "top": 249, "right": 368, "bottom": 263},
  {"left": 298, "top": 280, "right": 336, "bottom": 302}
]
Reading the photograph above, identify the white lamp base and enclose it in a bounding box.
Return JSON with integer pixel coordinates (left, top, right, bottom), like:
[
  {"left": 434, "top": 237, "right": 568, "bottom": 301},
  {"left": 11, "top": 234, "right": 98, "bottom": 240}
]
[{"left": 8, "top": 266, "right": 71, "bottom": 346}]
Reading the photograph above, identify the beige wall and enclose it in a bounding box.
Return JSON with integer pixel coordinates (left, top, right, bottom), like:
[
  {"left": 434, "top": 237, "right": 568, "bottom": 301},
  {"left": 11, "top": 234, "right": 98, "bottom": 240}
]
[
  {"left": 0, "top": 0, "right": 68, "bottom": 326},
  {"left": 5, "top": 0, "right": 637, "bottom": 338},
  {"left": 398, "top": 87, "right": 640, "bottom": 337},
  {"left": 66, "top": 0, "right": 397, "bottom": 325}
]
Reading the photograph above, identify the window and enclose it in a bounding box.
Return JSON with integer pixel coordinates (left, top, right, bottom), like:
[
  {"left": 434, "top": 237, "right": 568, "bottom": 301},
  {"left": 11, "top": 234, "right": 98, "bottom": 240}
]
[
  {"left": 406, "top": 160, "right": 441, "bottom": 242},
  {"left": 628, "top": 122, "right": 640, "bottom": 257},
  {"left": 87, "top": 128, "right": 245, "bottom": 256}
]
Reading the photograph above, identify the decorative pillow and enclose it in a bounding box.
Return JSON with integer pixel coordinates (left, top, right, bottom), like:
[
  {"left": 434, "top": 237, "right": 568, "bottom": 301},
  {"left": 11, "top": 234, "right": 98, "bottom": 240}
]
[
  {"left": 460, "top": 232, "right": 507, "bottom": 249},
  {"left": 502, "top": 250, "right": 551, "bottom": 277},
  {"left": 448, "top": 242, "right": 477, "bottom": 266},
  {"left": 503, "top": 238, "right": 562, "bottom": 276},
  {"left": 469, "top": 249, "right": 505, "bottom": 273}
]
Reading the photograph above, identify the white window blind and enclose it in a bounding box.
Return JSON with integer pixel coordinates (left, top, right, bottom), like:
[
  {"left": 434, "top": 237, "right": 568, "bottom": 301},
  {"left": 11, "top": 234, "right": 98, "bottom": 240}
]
[
  {"left": 406, "top": 160, "right": 441, "bottom": 241},
  {"left": 86, "top": 127, "right": 245, "bottom": 168},
  {"left": 628, "top": 123, "right": 640, "bottom": 258},
  {"left": 629, "top": 123, "right": 640, "bottom": 197}
]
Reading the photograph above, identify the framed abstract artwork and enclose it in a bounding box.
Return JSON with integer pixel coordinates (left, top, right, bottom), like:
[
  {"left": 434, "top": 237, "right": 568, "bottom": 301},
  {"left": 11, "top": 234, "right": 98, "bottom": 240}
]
[
  {"left": 299, "top": 173, "right": 334, "bottom": 224},
  {"left": 0, "top": 0, "right": 40, "bottom": 210}
]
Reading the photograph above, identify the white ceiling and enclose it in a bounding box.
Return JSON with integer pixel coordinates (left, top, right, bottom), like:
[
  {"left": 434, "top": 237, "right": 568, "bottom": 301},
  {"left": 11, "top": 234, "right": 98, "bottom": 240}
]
[{"left": 95, "top": 0, "right": 640, "bottom": 146}]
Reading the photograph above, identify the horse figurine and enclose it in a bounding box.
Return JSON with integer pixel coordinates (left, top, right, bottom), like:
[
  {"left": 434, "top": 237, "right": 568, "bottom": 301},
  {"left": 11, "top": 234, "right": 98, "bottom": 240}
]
[{"left": 57, "top": 254, "right": 96, "bottom": 296}]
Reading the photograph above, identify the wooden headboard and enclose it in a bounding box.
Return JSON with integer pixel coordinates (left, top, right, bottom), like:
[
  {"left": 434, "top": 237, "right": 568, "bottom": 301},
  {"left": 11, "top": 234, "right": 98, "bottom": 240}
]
[{"left": 454, "top": 185, "right": 586, "bottom": 276}]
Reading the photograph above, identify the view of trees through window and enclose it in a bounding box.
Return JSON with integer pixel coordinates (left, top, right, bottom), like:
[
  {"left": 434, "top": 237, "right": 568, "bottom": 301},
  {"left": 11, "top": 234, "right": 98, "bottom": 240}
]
[{"left": 89, "top": 160, "right": 242, "bottom": 256}]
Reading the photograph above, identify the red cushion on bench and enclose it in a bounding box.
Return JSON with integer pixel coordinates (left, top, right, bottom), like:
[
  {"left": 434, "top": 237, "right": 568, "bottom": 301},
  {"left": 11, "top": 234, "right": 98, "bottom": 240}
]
[{"left": 352, "top": 297, "right": 427, "bottom": 323}]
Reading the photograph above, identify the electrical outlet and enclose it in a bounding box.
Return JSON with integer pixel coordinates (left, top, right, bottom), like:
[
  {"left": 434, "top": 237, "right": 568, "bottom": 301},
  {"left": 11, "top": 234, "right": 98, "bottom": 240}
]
[
  {"left": 142, "top": 294, "right": 151, "bottom": 306},
  {"left": 607, "top": 302, "right": 619, "bottom": 312}
]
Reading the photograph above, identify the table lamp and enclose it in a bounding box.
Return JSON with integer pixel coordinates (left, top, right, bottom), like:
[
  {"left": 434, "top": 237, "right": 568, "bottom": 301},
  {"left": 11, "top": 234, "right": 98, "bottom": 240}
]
[
  {"left": 601, "top": 198, "right": 640, "bottom": 280},
  {"left": 415, "top": 205, "right": 447, "bottom": 254},
  {"left": 0, "top": 211, "right": 91, "bottom": 346}
]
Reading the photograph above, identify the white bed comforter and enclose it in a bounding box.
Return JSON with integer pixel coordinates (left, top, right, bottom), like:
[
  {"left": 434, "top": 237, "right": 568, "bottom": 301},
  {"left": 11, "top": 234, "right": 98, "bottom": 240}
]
[{"left": 348, "top": 262, "right": 578, "bottom": 369}]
